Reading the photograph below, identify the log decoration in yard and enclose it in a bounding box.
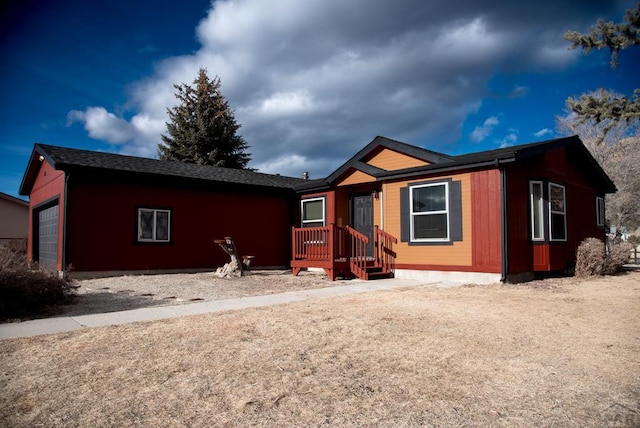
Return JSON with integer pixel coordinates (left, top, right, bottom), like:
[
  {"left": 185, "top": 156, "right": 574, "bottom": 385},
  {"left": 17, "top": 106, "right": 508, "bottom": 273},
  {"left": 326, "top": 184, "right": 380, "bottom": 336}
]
[{"left": 213, "top": 237, "right": 251, "bottom": 278}]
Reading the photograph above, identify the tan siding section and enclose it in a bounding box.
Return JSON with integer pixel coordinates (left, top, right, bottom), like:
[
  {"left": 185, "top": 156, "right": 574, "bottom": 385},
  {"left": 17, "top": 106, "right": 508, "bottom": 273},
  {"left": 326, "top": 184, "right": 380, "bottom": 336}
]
[
  {"left": 383, "top": 173, "right": 472, "bottom": 266},
  {"left": 367, "top": 148, "right": 429, "bottom": 171},
  {"left": 336, "top": 170, "right": 376, "bottom": 187}
]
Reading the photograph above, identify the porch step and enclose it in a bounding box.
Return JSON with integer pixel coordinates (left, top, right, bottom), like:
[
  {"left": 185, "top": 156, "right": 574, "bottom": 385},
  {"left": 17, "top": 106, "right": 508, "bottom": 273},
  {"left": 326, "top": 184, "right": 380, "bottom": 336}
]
[{"left": 365, "top": 266, "right": 394, "bottom": 280}]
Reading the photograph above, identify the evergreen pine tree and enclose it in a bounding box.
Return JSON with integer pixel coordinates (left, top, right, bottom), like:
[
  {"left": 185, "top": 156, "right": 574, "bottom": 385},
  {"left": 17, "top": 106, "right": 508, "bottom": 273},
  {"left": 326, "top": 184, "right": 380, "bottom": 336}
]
[
  {"left": 563, "top": 3, "right": 640, "bottom": 126},
  {"left": 158, "top": 68, "right": 251, "bottom": 169}
]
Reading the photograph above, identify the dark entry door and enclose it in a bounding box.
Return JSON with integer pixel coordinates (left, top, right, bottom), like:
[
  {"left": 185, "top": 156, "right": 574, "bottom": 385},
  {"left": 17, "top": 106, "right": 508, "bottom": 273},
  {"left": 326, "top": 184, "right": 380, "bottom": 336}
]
[
  {"left": 352, "top": 194, "right": 373, "bottom": 258},
  {"left": 38, "top": 204, "right": 59, "bottom": 271}
]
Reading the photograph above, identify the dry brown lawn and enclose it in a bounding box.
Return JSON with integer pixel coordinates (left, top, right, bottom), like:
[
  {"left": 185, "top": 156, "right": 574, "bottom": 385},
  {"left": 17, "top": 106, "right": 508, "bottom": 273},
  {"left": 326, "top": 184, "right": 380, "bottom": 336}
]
[{"left": 1, "top": 271, "right": 639, "bottom": 427}]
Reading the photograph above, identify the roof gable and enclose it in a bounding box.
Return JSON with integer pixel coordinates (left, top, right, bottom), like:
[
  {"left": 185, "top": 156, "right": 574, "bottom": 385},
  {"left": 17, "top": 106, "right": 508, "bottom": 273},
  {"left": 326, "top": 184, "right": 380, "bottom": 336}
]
[
  {"left": 295, "top": 135, "right": 616, "bottom": 194},
  {"left": 324, "top": 136, "right": 452, "bottom": 185},
  {"left": 365, "top": 146, "right": 431, "bottom": 170},
  {"left": 336, "top": 169, "right": 377, "bottom": 187},
  {"left": 20, "top": 144, "right": 306, "bottom": 195}
]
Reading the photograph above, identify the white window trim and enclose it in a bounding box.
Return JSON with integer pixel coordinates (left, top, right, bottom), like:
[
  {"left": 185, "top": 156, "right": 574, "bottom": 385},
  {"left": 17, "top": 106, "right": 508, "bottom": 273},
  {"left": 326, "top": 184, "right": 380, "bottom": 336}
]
[
  {"left": 301, "top": 197, "right": 325, "bottom": 227},
  {"left": 138, "top": 208, "right": 171, "bottom": 242},
  {"left": 529, "top": 181, "right": 545, "bottom": 241},
  {"left": 548, "top": 183, "right": 567, "bottom": 242},
  {"left": 409, "top": 181, "right": 450, "bottom": 242},
  {"left": 596, "top": 197, "right": 605, "bottom": 227}
]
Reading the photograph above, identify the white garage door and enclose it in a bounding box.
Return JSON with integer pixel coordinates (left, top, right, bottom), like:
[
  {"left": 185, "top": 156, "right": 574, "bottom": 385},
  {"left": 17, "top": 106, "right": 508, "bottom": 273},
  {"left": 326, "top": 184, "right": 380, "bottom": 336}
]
[{"left": 38, "top": 205, "right": 59, "bottom": 271}]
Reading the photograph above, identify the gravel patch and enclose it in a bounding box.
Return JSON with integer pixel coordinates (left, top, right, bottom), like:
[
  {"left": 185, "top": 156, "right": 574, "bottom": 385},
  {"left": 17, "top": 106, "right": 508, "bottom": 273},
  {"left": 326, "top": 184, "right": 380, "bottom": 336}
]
[{"left": 60, "top": 270, "right": 337, "bottom": 316}]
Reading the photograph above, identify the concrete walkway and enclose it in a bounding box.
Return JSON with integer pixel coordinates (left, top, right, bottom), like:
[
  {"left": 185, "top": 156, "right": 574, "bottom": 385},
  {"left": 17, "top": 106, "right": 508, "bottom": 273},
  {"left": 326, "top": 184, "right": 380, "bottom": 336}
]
[{"left": 0, "top": 277, "right": 432, "bottom": 340}]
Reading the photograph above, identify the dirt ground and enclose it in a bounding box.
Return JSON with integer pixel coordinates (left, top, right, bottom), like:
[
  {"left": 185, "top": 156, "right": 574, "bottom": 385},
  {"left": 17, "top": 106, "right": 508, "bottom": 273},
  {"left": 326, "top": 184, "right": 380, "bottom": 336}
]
[
  {"left": 1, "top": 270, "right": 639, "bottom": 427},
  {"left": 60, "top": 269, "right": 334, "bottom": 316}
]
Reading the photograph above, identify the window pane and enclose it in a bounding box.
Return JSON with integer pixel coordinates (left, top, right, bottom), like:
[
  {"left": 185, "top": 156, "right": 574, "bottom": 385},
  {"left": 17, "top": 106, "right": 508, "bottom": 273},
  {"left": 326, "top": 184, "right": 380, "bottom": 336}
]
[
  {"left": 412, "top": 185, "right": 446, "bottom": 213},
  {"left": 596, "top": 198, "right": 605, "bottom": 226},
  {"left": 551, "top": 213, "right": 566, "bottom": 240},
  {"left": 550, "top": 184, "right": 565, "bottom": 213},
  {"left": 156, "top": 211, "right": 169, "bottom": 241},
  {"left": 139, "top": 211, "right": 154, "bottom": 240},
  {"left": 531, "top": 182, "right": 543, "bottom": 240},
  {"left": 303, "top": 200, "right": 323, "bottom": 222},
  {"left": 413, "top": 213, "right": 448, "bottom": 239}
]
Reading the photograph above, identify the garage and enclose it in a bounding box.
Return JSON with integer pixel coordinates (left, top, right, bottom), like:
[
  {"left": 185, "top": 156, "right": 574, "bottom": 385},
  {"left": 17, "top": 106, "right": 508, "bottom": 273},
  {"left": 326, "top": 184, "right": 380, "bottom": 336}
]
[{"left": 37, "top": 204, "right": 59, "bottom": 271}]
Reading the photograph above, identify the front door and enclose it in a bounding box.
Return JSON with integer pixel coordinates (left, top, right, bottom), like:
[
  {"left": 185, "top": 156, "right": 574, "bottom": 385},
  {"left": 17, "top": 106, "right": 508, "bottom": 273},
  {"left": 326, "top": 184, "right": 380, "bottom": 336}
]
[{"left": 352, "top": 194, "right": 373, "bottom": 258}]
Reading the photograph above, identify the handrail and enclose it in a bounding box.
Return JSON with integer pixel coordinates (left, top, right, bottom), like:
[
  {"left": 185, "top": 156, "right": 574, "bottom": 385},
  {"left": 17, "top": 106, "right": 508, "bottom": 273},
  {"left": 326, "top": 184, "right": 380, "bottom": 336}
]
[
  {"left": 292, "top": 225, "right": 333, "bottom": 261},
  {"left": 292, "top": 224, "right": 397, "bottom": 281},
  {"left": 374, "top": 225, "right": 397, "bottom": 275},
  {"left": 345, "top": 226, "right": 369, "bottom": 279}
]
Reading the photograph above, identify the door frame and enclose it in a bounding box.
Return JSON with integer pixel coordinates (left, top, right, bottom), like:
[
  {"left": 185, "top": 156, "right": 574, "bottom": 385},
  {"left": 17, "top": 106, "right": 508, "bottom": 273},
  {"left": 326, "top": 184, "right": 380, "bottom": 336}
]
[{"left": 350, "top": 192, "right": 374, "bottom": 258}]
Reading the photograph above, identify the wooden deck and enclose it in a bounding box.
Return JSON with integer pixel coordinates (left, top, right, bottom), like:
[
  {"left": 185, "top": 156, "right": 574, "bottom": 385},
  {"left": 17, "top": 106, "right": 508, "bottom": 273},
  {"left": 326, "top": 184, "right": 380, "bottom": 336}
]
[{"left": 291, "top": 225, "right": 397, "bottom": 281}]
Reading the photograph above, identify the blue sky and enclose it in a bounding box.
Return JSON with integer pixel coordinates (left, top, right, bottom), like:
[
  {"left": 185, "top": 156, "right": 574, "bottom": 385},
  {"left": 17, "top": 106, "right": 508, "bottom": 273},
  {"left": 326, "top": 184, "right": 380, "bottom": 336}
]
[{"left": 1, "top": 0, "right": 639, "bottom": 199}]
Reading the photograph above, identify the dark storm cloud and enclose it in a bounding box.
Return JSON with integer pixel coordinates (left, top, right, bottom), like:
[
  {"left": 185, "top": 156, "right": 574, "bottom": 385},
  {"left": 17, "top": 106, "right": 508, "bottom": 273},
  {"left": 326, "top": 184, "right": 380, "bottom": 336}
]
[{"left": 69, "top": 0, "right": 631, "bottom": 177}]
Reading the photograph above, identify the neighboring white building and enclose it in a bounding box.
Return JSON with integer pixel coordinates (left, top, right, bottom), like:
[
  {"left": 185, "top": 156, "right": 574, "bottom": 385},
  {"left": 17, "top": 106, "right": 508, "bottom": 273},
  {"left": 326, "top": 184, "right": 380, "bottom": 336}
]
[{"left": 0, "top": 192, "right": 29, "bottom": 249}]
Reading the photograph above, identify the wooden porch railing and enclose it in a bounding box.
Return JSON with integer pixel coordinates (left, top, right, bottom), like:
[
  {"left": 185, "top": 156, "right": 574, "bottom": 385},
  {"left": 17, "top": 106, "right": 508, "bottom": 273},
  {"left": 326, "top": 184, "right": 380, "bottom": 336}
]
[
  {"left": 345, "top": 226, "right": 369, "bottom": 280},
  {"left": 374, "top": 225, "right": 397, "bottom": 276},
  {"left": 292, "top": 226, "right": 333, "bottom": 260},
  {"left": 292, "top": 224, "right": 396, "bottom": 280}
]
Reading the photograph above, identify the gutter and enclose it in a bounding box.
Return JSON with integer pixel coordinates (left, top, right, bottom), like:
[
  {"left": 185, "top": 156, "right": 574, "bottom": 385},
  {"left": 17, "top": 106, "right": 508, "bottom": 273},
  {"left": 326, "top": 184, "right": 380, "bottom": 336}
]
[{"left": 500, "top": 165, "right": 508, "bottom": 282}]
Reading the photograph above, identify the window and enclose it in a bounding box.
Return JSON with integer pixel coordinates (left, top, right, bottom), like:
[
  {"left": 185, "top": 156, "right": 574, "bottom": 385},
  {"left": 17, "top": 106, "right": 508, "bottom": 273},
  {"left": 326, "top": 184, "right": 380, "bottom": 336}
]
[
  {"left": 596, "top": 197, "right": 605, "bottom": 227},
  {"left": 301, "top": 197, "right": 325, "bottom": 227},
  {"left": 549, "top": 183, "right": 566, "bottom": 241},
  {"left": 530, "top": 181, "right": 544, "bottom": 241},
  {"left": 138, "top": 208, "right": 171, "bottom": 242},
  {"left": 410, "top": 182, "right": 449, "bottom": 241}
]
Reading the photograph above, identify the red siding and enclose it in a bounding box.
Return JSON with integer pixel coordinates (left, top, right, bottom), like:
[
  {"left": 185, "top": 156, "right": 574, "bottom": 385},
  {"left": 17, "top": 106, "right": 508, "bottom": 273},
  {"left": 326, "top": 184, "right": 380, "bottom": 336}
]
[
  {"left": 506, "top": 147, "right": 607, "bottom": 274},
  {"left": 300, "top": 191, "right": 336, "bottom": 225},
  {"left": 65, "top": 175, "right": 295, "bottom": 272},
  {"left": 27, "top": 161, "right": 66, "bottom": 270},
  {"left": 471, "top": 169, "right": 502, "bottom": 273},
  {"left": 505, "top": 162, "right": 533, "bottom": 274}
]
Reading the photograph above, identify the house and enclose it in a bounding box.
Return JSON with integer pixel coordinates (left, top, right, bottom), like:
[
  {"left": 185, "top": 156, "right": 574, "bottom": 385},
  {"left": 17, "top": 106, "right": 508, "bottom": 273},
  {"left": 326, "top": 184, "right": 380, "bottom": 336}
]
[
  {"left": 19, "top": 144, "right": 306, "bottom": 276},
  {"left": 291, "top": 135, "right": 615, "bottom": 283},
  {"left": 0, "top": 192, "right": 29, "bottom": 250},
  {"left": 19, "top": 135, "right": 615, "bottom": 282}
]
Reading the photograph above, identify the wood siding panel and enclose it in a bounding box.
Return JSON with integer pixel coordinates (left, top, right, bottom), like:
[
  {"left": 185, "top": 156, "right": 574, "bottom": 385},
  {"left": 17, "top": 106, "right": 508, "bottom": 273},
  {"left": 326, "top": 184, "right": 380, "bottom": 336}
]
[
  {"left": 533, "top": 244, "right": 549, "bottom": 271},
  {"left": 366, "top": 148, "right": 429, "bottom": 170},
  {"left": 336, "top": 170, "right": 376, "bottom": 187},
  {"left": 471, "top": 169, "right": 502, "bottom": 272},
  {"left": 383, "top": 173, "right": 473, "bottom": 268},
  {"left": 65, "top": 175, "right": 295, "bottom": 272},
  {"left": 505, "top": 163, "right": 533, "bottom": 274}
]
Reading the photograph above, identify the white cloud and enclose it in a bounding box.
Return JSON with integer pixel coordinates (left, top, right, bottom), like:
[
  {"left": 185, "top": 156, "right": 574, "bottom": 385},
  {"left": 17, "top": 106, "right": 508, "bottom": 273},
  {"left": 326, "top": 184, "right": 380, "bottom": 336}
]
[
  {"left": 66, "top": 0, "right": 598, "bottom": 176},
  {"left": 67, "top": 107, "right": 133, "bottom": 144},
  {"left": 498, "top": 131, "right": 518, "bottom": 148},
  {"left": 470, "top": 116, "right": 499, "bottom": 142},
  {"left": 67, "top": 107, "right": 164, "bottom": 155},
  {"left": 534, "top": 128, "right": 553, "bottom": 138}
]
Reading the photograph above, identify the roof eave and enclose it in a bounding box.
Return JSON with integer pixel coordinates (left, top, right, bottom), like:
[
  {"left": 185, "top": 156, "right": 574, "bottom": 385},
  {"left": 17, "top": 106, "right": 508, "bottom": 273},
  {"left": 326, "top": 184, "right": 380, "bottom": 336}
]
[{"left": 376, "top": 156, "right": 516, "bottom": 180}]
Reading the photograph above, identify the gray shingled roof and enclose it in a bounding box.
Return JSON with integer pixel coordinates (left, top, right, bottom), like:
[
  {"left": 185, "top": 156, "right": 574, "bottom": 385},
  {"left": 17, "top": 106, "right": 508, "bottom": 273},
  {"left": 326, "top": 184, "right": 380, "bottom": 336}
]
[{"left": 33, "top": 144, "right": 307, "bottom": 190}]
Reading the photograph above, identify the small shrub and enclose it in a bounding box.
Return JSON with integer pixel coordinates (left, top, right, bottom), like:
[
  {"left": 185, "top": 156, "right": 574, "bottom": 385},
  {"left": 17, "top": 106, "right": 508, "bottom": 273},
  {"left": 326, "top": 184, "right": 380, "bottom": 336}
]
[
  {"left": 604, "top": 241, "right": 634, "bottom": 274},
  {"left": 0, "top": 246, "right": 75, "bottom": 322},
  {"left": 0, "top": 245, "right": 28, "bottom": 270},
  {"left": 575, "top": 238, "right": 606, "bottom": 277},
  {"left": 575, "top": 237, "right": 634, "bottom": 278}
]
